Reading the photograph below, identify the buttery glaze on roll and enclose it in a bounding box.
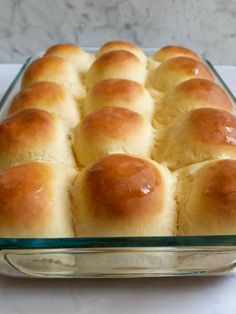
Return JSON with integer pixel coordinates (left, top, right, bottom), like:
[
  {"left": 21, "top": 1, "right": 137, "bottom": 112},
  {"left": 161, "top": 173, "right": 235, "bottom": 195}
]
[
  {"left": 155, "top": 78, "right": 233, "bottom": 125},
  {"left": 156, "top": 108, "right": 236, "bottom": 170},
  {"left": 151, "top": 56, "right": 213, "bottom": 92},
  {"left": 86, "top": 50, "right": 146, "bottom": 88},
  {"left": 0, "top": 162, "right": 76, "bottom": 237},
  {"left": 97, "top": 41, "right": 147, "bottom": 65},
  {"left": 154, "top": 45, "right": 200, "bottom": 62},
  {"left": 72, "top": 154, "right": 176, "bottom": 236},
  {"left": 84, "top": 79, "right": 154, "bottom": 120},
  {"left": 0, "top": 109, "right": 75, "bottom": 169},
  {"left": 3, "top": 41, "right": 235, "bottom": 240},
  {"left": 73, "top": 107, "right": 154, "bottom": 166},
  {"left": 21, "top": 55, "right": 85, "bottom": 99},
  {"left": 8, "top": 81, "right": 80, "bottom": 128},
  {"left": 177, "top": 159, "right": 236, "bottom": 235},
  {"left": 45, "top": 43, "right": 94, "bottom": 73}
]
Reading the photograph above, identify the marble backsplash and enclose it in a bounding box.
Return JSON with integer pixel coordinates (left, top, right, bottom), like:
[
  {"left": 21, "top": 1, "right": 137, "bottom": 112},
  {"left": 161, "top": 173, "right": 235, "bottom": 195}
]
[{"left": 0, "top": 0, "right": 235, "bottom": 64}]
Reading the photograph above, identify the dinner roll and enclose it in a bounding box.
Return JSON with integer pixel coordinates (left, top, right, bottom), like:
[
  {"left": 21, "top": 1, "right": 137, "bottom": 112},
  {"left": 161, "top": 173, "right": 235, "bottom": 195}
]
[
  {"left": 45, "top": 43, "right": 94, "bottom": 73},
  {"left": 73, "top": 107, "right": 154, "bottom": 166},
  {"left": 155, "top": 79, "right": 233, "bottom": 125},
  {"left": 177, "top": 159, "right": 236, "bottom": 235},
  {"left": 72, "top": 154, "right": 176, "bottom": 236},
  {"left": 86, "top": 51, "right": 146, "bottom": 88},
  {"left": 151, "top": 57, "right": 213, "bottom": 92},
  {"left": 84, "top": 79, "right": 154, "bottom": 120},
  {"left": 156, "top": 108, "right": 236, "bottom": 170},
  {"left": 0, "top": 162, "right": 76, "bottom": 238},
  {"left": 97, "top": 41, "right": 147, "bottom": 65},
  {"left": 0, "top": 109, "right": 75, "bottom": 169},
  {"left": 21, "top": 56, "right": 85, "bottom": 99},
  {"left": 154, "top": 45, "right": 200, "bottom": 62},
  {"left": 8, "top": 82, "right": 80, "bottom": 128}
]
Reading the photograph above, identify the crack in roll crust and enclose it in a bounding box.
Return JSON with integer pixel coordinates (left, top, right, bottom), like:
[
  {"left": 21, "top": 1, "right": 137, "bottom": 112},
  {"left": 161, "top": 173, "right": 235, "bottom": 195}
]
[
  {"left": 73, "top": 107, "right": 154, "bottom": 166},
  {"left": 72, "top": 154, "right": 176, "bottom": 236},
  {"left": 86, "top": 50, "right": 146, "bottom": 88}
]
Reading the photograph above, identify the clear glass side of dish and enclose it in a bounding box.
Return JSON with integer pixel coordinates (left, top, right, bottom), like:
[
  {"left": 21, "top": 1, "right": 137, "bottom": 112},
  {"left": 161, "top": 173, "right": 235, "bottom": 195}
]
[
  {"left": 1, "top": 245, "right": 236, "bottom": 278},
  {"left": 0, "top": 49, "right": 236, "bottom": 278}
]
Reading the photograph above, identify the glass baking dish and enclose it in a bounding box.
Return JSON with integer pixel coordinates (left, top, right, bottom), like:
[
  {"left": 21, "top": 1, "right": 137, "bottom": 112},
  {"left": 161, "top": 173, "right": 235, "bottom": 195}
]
[{"left": 0, "top": 48, "right": 236, "bottom": 278}]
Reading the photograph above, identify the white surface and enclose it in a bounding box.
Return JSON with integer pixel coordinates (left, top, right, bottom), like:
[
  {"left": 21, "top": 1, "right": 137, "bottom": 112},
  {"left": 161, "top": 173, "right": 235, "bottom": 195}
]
[
  {"left": 1, "top": 0, "right": 236, "bottom": 65},
  {"left": 1, "top": 65, "right": 236, "bottom": 314}
]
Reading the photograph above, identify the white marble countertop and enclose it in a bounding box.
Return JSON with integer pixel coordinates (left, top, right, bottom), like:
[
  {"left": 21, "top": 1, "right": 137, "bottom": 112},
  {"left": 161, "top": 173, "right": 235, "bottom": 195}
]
[
  {"left": 1, "top": 65, "right": 236, "bottom": 314},
  {"left": 1, "top": 0, "right": 236, "bottom": 65}
]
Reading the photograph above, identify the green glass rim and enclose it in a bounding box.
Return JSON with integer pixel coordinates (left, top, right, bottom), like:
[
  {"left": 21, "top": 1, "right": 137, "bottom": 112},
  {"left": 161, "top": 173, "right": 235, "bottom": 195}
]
[
  {"left": 0, "top": 57, "right": 33, "bottom": 112},
  {"left": 204, "top": 59, "right": 236, "bottom": 104},
  {"left": 0, "top": 235, "right": 236, "bottom": 250}
]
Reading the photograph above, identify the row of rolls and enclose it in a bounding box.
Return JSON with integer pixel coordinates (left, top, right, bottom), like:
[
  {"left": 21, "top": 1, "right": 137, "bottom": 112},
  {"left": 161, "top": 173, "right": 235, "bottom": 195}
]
[{"left": 0, "top": 41, "right": 236, "bottom": 238}]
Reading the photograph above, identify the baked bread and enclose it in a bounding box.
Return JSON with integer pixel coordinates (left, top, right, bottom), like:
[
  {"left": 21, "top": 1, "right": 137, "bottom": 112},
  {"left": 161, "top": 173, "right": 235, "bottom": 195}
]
[
  {"left": 73, "top": 107, "right": 154, "bottom": 166},
  {"left": 177, "top": 159, "right": 236, "bottom": 235},
  {"left": 72, "top": 154, "right": 176, "bottom": 236},
  {"left": 155, "top": 78, "right": 233, "bottom": 125},
  {"left": 45, "top": 43, "right": 94, "bottom": 73},
  {"left": 156, "top": 108, "right": 236, "bottom": 170},
  {"left": 2, "top": 42, "right": 235, "bottom": 239},
  {"left": 84, "top": 79, "right": 154, "bottom": 120},
  {"left": 86, "top": 50, "right": 146, "bottom": 88},
  {"left": 154, "top": 45, "right": 200, "bottom": 62},
  {"left": 0, "top": 162, "right": 76, "bottom": 237},
  {"left": 21, "top": 56, "right": 85, "bottom": 99},
  {"left": 0, "top": 109, "right": 75, "bottom": 169},
  {"left": 97, "top": 41, "right": 147, "bottom": 65},
  {"left": 8, "top": 81, "right": 80, "bottom": 128},
  {"left": 151, "top": 57, "right": 213, "bottom": 92}
]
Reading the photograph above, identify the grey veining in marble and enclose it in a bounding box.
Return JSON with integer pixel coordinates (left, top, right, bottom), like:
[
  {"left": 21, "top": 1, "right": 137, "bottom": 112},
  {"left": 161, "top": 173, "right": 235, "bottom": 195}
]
[{"left": 0, "top": 0, "right": 236, "bottom": 64}]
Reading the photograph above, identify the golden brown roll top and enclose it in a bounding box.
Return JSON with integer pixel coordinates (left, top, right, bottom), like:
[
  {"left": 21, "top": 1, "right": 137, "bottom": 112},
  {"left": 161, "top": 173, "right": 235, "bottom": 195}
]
[
  {"left": 8, "top": 82, "right": 80, "bottom": 128},
  {"left": 97, "top": 41, "right": 147, "bottom": 65},
  {"left": 177, "top": 159, "right": 236, "bottom": 235},
  {"left": 45, "top": 43, "right": 94, "bottom": 73},
  {"left": 155, "top": 78, "right": 233, "bottom": 125},
  {"left": 155, "top": 108, "right": 236, "bottom": 170},
  {"left": 84, "top": 79, "right": 154, "bottom": 120},
  {"left": 21, "top": 56, "right": 85, "bottom": 99},
  {"left": 73, "top": 106, "right": 154, "bottom": 166},
  {"left": 0, "top": 109, "right": 75, "bottom": 169},
  {"left": 86, "top": 50, "right": 147, "bottom": 89},
  {"left": 72, "top": 154, "right": 176, "bottom": 236},
  {"left": 151, "top": 57, "right": 213, "bottom": 92},
  {"left": 0, "top": 162, "right": 76, "bottom": 237},
  {"left": 2, "top": 42, "right": 235, "bottom": 239},
  {"left": 154, "top": 45, "right": 200, "bottom": 62}
]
